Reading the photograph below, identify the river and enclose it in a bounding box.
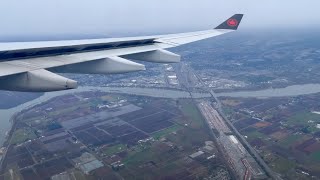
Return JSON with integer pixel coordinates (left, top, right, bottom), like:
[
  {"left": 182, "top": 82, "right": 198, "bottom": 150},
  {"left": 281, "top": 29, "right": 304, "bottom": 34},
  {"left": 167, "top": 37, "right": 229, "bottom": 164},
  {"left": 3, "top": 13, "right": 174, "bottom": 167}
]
[
  {"left": 0, "top": 86, "right": 209, "bottom": 146},
  {"left": 1, "top": 84, "right": 320, "bottom": 146},
  {"left": 217, "top": 84, "right": 320, "bottom": 98}
]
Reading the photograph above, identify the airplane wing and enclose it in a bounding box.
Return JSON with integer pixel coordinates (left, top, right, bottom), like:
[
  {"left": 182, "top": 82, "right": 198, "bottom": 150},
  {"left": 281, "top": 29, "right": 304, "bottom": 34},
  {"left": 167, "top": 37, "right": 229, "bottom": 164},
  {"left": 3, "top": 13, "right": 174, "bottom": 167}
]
[{"left": 0, "top": 14, "right": 243, "bottom": 92}]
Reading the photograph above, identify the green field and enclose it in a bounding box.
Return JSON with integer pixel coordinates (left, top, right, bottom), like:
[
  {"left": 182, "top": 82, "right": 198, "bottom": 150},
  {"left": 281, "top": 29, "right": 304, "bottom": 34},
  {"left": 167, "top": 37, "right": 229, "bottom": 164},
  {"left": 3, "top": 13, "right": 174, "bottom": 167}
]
[
  {"left": 241, "top": 129, "right": 266, "bottom": 142},
  {"left": 288, "top": 111, "right": 320, "bottom": 123},
  {"left": 10, "top": 128, "right": 37, "bottom": 145},
  {"left": 123, "top": 146, "right": 156, "bottom": 165},
  {"left": 222, "top": 106, "right": 234, "bottom": 116},
  {"left": 151, "top": 124, "right": 182, "bottom": 140},
  {"left": 103, "top": 144, "right": 127, "bottom": 156},
  {"left": 310, "top": 151, "right": 320, "bottom": 161},
  {"left": 122, "top": 142, "right": 180, "bottom": 168},
  {"left": 279, "top": 134, "right": 306, "bottom": 148},
  {"left": 120, "top": 141, "right": 197, "bottom": 180},
  {"left": 271, "top": 156, "right": 296, "bottom": 174},
  {"left": 165, "top": 100, "right": 211, "bottom": 151},
  {"left": 179, "top": 99, "right": 206, "bottom": 129},
  {"left": 279, "top": 111, "right": 320, "bottom": 134}
]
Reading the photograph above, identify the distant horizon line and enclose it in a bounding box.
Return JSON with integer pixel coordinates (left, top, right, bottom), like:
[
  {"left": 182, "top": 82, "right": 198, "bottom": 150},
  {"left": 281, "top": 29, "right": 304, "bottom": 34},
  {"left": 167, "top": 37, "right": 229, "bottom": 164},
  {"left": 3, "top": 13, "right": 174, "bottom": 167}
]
[{"left": 0, "top": 27, "right": 318, "bottom": 42}]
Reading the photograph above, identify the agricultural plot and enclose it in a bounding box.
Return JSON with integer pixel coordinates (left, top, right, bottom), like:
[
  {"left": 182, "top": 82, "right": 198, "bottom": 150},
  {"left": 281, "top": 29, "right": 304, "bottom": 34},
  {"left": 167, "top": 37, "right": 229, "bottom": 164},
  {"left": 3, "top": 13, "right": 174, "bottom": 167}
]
[
  {"left": 233, "top": 118, "right": 260, "bottom": 130},
  {"left": 128, "top": 112, "right": 175, "bottom": 133},
  {"left": 1, "top": 93, "right": 229, "bottom": 180},
  {"left": 33, "top": 157, "right": 73, "bottom": 179},
  {"left": 118, "top": 107, "right": 161, "bottom": 122},
  {"left": 222, "top": 95, "right": 320, "bottom": 178}
]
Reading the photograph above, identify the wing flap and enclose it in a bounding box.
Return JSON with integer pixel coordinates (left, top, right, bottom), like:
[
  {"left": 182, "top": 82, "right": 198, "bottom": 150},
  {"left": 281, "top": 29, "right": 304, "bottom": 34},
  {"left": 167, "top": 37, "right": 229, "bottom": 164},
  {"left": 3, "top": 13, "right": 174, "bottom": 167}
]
[
  {"left": 123, "top": 49, "right": 181, "bottom": 63},
  {"left": 52, "top": 57, "right": 145, "bottom": 74},
  {"left": 0, "top": 62, "right": 35, "bottom": 77}
]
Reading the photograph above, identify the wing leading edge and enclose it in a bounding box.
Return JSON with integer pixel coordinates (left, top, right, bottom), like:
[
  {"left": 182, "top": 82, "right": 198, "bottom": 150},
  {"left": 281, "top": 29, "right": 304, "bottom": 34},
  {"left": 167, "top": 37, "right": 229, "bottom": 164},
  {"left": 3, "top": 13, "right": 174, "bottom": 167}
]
[{"left": 0, "top": 14, "right": 244, "bottom": 92}]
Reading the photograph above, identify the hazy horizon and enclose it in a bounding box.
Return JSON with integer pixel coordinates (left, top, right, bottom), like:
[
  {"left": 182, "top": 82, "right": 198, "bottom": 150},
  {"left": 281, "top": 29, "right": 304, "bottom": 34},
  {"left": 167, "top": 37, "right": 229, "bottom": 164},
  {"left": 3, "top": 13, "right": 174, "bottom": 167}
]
[{"left": 0, "top": 0, "right": 319, "bottom": 41}]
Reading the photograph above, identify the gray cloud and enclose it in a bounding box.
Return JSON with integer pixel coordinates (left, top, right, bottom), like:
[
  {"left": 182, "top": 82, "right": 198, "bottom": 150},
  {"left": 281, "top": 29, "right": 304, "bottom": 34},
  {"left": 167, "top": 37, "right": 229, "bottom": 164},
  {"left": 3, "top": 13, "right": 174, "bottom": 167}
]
[{"left": 0, "top": 0, "right": 318, "bottom": 39}]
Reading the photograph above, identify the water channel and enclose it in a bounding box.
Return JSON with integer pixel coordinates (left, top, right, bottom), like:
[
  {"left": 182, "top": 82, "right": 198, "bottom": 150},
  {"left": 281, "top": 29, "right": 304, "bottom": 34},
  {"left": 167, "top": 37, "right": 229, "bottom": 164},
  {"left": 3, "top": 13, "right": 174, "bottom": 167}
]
[{"left": 1, "top": 84, "right": 320, "bottom": 146}]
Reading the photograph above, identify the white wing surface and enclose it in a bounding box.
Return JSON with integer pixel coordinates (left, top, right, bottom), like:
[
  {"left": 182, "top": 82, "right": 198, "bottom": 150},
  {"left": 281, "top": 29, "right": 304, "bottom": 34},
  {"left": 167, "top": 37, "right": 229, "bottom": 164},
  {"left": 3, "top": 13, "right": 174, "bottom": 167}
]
[{"left": 0, "top": 14, "right": 243, "bottom": 92}]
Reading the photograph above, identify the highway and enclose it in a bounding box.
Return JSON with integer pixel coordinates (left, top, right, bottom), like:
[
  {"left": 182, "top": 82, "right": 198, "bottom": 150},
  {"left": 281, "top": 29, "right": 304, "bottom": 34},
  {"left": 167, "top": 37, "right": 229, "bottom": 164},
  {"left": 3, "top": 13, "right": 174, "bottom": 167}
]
[
  {"left": 198, "top": 102, "right": 231, "bottom": 133},
  {"left": 175, "top": 62, "right": 279, "bottom": 179},
  {"left": 209, "top": 89, "right": 280, "bottom": 180},
  {"left": 198, "top": 101, "right": 266, "bottom": 179}
]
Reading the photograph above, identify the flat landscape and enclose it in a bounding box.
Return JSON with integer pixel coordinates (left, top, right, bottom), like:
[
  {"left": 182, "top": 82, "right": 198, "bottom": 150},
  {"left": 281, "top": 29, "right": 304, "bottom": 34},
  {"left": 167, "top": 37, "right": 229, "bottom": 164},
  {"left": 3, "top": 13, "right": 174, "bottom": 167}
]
[
  {"left": 221, "top": 93, "right": 320, "bottom": 179},
  {"left": 0, "top": 92, "right": 231, "bottom": 180},
  {"left": 1, "top": 30, "right": 320, "bottom": 180}
]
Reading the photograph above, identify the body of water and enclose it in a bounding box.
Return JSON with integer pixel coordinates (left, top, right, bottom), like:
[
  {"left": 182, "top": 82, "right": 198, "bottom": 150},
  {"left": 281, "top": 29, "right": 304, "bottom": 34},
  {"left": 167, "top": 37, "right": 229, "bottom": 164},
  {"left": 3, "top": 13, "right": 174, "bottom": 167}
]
[
  {"left": 0, "top": 86, "right": 209, "bottom": 145},
  {"left": 1, "top": 84, "right": 320, "bottom": 146},
  {"left": 217, "top": 84, "right": 320, "bottom": 98}
]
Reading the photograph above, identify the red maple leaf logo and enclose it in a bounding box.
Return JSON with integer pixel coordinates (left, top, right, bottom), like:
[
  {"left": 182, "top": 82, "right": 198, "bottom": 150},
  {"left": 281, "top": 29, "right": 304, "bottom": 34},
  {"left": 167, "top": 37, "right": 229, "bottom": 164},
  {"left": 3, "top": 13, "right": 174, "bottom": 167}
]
[{"left": 227, "top": 19, "right": 238, "bottom": 27}]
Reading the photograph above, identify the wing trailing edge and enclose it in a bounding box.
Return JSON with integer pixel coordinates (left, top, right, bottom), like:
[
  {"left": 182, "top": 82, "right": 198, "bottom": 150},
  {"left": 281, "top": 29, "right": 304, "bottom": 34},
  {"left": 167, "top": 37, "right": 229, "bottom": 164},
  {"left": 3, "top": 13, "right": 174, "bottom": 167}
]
[
  {"left": 52, "top": 56, "right": 146, "bottom": 74},
  {"left": 0, "top": 14, "right": 244, "bottom": 92},
  {"left": 123, "top": 49, "right": 181, "bottom": 63}
]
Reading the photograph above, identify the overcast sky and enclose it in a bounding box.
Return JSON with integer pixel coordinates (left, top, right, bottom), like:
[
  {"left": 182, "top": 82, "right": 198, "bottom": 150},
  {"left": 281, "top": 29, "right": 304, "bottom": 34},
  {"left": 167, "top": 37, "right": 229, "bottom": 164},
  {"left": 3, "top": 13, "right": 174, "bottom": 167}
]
[{"left": 0, "top": 0, "right": 319, "bottom": 39}]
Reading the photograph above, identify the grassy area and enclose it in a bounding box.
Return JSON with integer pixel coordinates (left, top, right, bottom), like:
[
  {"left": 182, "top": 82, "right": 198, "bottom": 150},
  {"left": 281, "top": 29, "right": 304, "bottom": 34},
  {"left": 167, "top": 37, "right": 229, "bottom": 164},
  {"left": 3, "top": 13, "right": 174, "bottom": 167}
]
[
  {"left": 10, "top": 128, "right": 37, "bottom": 145},
  {"left": 222, "top": 106, "right": 235, "bottom": 116},
  {"left": 179, "top": 99, "right": 205, "bottom": 129},
  {"left": 120, "top": 142, "right": 184, "bottom": 180},
  {"left": 271, "top": 156, "right": 296, "bottom": 174},
  {"left": 310, "top": 151, "right": 320, "bottom": 161},
  {"left": 287, "top": 111, "right": 320, "bottom": 128},
  {"left": 151, "top": 124, "right": 182, "bottom": 140},
  {"left": 279, "top": 134, "right": 307, "bottom": 148},
  {"left": 24, "top": 117, "right": 50, "bottom": 127},
  {"left": 72, "top": 170, "right": 87, "bottom": 180},
  {"left": 48, "top": 103, "right": 89, "bottom": 117},
  {"left": 123, "top": 147, "right": 153, "bottom": 165},
  {"left": 169, "top": 100, "right": 211, "bottom": 150},
  {"left": 242, "top": 129, "right": 266, "bottom": 142},
  {"left": 103, "top": 144, "right": 127, "bottom": 156},
  {"left": 123, "top": 143, "right": 175, "bottom": 166},
  {"left": 168, "top": 128, "right": 210, "bottom": 151}
]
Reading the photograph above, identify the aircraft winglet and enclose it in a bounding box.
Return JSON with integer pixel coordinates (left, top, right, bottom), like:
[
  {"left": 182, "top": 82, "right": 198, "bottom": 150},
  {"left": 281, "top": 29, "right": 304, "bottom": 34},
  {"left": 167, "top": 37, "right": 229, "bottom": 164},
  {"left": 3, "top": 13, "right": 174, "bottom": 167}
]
[{"left": 215, "top": 14, "right": 244, "bottom": 30}]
